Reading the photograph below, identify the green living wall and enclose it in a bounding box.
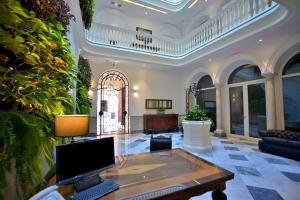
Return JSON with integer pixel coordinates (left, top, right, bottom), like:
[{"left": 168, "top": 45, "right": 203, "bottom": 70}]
[
  {"left": 76, "top": 56, "right": 92, "bottom": 114},
  {"left": 0, "top": 0, "right": 77, "bottom": 198}
]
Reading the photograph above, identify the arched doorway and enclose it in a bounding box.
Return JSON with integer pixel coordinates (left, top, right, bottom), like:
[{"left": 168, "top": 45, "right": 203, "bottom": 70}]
[
  {"left": 97, "top": 70, "right": 129, "bottom": 135},
  {"left": 196, "top": 75, "right": 216, "bottom": 131},
  {"left": 282, "top": 52, "right": 300, "bottom": 130},
  {"left": 227, "top": 64, "right": 266, "bottom": 138}
]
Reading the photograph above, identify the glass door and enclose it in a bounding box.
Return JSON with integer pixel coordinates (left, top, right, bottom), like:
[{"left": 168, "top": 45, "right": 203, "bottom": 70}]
[
  {"left": 248, "top": 83, "right": 266, "bottom": 137},
  {"left": 229, "top": 86, "right": 244, "bottom": 136},
  {"left": 229, "top": 82, "right": 266, "bottom": 138}
]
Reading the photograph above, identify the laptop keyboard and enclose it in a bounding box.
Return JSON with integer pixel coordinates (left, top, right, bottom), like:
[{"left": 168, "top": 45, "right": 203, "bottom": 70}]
[
  {"left": 71, "top": 179, "right": 119, "bottom": 200},
  {"left": 120, "top": 184, "right": 185, "bottom": 200}
]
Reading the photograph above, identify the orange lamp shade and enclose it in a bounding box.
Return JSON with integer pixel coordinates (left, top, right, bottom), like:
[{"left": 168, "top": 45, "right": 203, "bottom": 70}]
[{"left": 55, "top": 115, "right": 89, "bottom": 137}]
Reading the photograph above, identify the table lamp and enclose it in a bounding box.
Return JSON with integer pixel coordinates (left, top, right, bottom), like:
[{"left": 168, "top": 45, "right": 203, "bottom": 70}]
[{"left": 55, "top": 115, "right": 89, "bottom": 137}]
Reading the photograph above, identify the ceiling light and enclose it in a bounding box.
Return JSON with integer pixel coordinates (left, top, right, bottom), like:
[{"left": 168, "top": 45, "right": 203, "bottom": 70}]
[
  {"left": 188, "top": 0, "right": 198, "bottom": 8},
  {"left": 258, "top": 39, "right": 263, "bottom": 42},
  {"left": 122, "top": 0, "right": 167, "bottom": 14}
]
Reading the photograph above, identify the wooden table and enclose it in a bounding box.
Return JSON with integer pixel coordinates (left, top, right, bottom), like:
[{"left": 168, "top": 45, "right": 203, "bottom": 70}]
[{"left": 55, "top": 148, "right": 234, "bottom": 200}]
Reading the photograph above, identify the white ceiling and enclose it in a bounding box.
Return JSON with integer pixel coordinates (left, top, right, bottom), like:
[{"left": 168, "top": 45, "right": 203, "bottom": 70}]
[{"left": 94, "top": 0, "right": 229, "bottom": 36}]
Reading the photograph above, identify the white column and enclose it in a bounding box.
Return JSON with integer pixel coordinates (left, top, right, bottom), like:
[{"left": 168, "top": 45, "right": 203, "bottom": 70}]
[
  {"left": 263, "top": 72, "right": 276, "bottom": 129},
  {"left": 214, "top": 83, "right": 226, "bottom": 137}
]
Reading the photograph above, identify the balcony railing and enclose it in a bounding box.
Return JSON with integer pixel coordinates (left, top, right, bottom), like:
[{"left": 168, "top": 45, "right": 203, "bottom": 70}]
[{"left": 86, "top": 0, "right": 278, "bottom": 58}]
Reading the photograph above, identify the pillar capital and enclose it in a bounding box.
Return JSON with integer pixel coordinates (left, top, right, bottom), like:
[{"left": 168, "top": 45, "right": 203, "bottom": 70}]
[
  {"left": 262, "top": 72, "right": 275, "bottom": 80},
  {"left": 214, "top": 82, "right": 223, "bottom": 88}
]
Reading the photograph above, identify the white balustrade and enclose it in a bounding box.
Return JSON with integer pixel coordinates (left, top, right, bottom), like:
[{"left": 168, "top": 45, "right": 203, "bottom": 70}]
[{"left": 85, "top": 0, "right": 278, "bottom": 57}]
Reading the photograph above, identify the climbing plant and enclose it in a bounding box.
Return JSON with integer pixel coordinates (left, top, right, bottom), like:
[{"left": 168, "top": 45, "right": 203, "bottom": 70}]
[
  {"left": 76, "top": 56, "right": 92, "bottom": 114},
  {"left": 0, "top": 0, "right": 76, "bottom": 198},
  {"left": 79, "top": 0, "right": 96, "bottom": 29}
]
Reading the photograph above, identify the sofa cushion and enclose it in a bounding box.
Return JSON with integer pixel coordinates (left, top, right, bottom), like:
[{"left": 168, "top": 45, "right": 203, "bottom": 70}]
[
  {"left": 287, "top": 140, "right": 300, "bottom": 149},
  {"left": 263, "top": 137, "right": 289, "bottom": 146},
  {"left": 263, "top": 130, "right": 300, "bottom": 140}
]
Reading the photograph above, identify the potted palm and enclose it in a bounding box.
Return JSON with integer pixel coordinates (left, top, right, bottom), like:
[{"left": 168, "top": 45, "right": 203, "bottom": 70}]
[{"left": 182, "top": 105, "right": 212, "bottom": 153}]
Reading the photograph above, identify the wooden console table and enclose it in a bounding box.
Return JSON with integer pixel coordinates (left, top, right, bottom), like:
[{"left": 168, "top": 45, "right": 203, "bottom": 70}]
[
  {"left": 143, "top": 114, "right": 178, "bottom": 134},
  {"left": 53, "top": 149, "right": 234, "bottom": 200}
]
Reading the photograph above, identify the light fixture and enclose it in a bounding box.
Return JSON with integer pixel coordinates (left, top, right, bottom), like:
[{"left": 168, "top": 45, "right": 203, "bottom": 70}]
[
  {"left": 55, "top": 115, "right": 89, "bottom": 137},
  {"left": 122, "top": 0, "right": 167, "bottom": 14},
  {"left": 145, "top": 11, "right": 148, "bottom": 15},
  {"left": 258, "top": 39, "right": 263, "bottom": 42},
  {"left": 133, "top": 85, "right": 139, "bottom": 97},
  {"left": 188, "top": 0, "right": 198, "bottom": 8},
  {"left": 88, "top": 89, "right": 94, "bottom": 96}
]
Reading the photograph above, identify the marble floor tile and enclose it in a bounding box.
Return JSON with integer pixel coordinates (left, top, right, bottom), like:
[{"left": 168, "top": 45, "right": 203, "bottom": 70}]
[
  {"left": 281, "top": 171, "right": 300, "bottom": 182},
  {"left": 235, "top": 166, "right": 261, "bottom": 177},
  {"left": 135, "top": 139, "right": 146, "bottom": 142},
  {"left": 265, "top": 157, "right": 289, "bottom": 165},
  {"left": 224, "top": 146, "right": 240, "bottom": 151},
  {"left": 229, "top": 154, "right": 248, "bottom": 161},
  {"left": 247, "top": 186, "right": 284, "bottom": 200},
  {"left": 221, "top": 141, "right": 233, "bottom": 144}
]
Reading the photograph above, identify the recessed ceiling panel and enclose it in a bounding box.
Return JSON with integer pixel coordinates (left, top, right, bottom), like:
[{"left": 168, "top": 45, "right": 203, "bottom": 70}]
[{"left": 140, "top": 0, "right": 193, "bottom": 11}]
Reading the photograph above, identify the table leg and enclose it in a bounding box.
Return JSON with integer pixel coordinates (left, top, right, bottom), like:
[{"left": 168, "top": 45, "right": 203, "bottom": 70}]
[{"left": 211, "top": 183, "right": 227, "bottom": 200}]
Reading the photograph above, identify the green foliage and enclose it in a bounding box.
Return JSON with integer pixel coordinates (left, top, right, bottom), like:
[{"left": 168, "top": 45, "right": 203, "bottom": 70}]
[
  {"left": 0, "top": 111, "right": 55, "bottom": 198},
  {"left": 76, "top": 56, "right": 92, "bottom": 114},
  {"left": 77, "top": 56, "right": 92, "bottom": 88},
  {"left": 20, "top": 0, "right": 75, "bottom": 32},
  {"left": 183, "top": 105, "right": 211, "bottom": 121},
  {"left": 0, "top": 0, "right": 76, "bottom": 198},
  {"left": 79, "top": 0, "right": 95, "bottom": 29},
  {"left": 157, "top": 107, "right": 165, "bottom": 112},
  {"left": 76, "top": 86, "right": 92, "bottom": 114}
]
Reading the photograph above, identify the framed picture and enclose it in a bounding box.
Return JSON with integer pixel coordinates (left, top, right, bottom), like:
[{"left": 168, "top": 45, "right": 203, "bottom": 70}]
[{"left": 145, "top": 99, "right": 172, "bottom": 109}]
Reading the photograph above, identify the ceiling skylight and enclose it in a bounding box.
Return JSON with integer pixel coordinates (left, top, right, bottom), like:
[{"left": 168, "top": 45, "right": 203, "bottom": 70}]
[
  {"left": 161, "top": 0, "right": 186, "bottom": 5},
  {"left": 140, "top": 0, "right": 192, "bottom": 11}
]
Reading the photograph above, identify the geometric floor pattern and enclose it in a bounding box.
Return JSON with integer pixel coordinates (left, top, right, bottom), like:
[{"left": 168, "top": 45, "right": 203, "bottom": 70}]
[{"left": 99, "top": 132, "right": 300, "bottom": 200}]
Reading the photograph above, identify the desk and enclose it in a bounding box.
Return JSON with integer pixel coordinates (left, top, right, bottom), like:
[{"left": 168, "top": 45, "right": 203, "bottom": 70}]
[{"left": 55, "top": 149, "right": 234, "bottom": 200}]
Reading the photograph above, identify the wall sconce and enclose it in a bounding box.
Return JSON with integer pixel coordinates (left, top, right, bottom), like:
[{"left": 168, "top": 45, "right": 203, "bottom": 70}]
[
  {"left": 88, "top": 89, "right": 94, "bottom": 96},
  {"left": 133, "top": 85, "right": 138, "bottom": 97}
]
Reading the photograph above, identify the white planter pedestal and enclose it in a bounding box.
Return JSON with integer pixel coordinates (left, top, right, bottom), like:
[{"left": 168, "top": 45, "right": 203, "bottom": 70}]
[{"left": 182, "top": 120, "right": 212, "bottom": 153}]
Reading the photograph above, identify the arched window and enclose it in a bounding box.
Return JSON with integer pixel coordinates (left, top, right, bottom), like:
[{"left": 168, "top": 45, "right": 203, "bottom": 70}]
[
  {"left": 228, "top": 64, "right": 263, "bottom": 84},
  {"left": 197, "top": 75, "right": 214, "bottom": 89},
  {"left": 282, "top": 52, "right": 300, "bottom": 75},
  {"left": 196, "top": 75, "right": 216, "bottom": 131},
  {"left": 282, "top": 52, "right": 300, "bottom": 130}
]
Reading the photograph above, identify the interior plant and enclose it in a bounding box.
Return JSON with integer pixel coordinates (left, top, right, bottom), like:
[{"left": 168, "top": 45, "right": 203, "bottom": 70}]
[
  {"left": 183, "top": 105, "right": 210, "bottom": 121},
  {"left": 182, "top": 105, "right": 212, "bottom": 153},
  {"left": 76, "top": 56, "right": 92, "bottom": 114},
  {"left": 0, "top": 0, "right": 76, "bottom": 198},
  {"left": 157, "top": 107, "right": 166, "bottom": 114},
  {"left": 79, "top": 0, "right": 96, "bottom": 29}
]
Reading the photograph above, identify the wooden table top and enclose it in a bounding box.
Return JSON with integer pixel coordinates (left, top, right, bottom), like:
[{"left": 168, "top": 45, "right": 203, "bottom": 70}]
[{"left": 56, "top": 148, "right": 234, "bottom": 199}]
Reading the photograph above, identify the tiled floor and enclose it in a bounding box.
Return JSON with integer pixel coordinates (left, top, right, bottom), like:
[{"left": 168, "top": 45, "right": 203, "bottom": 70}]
[{"left": 98, "top": 132, "right": 300, "bottom": 200}]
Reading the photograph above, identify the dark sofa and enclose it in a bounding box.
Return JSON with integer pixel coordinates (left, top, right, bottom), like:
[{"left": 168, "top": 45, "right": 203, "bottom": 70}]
[{"left": 258, "top": 129, "right": 300, "bottom": 161}]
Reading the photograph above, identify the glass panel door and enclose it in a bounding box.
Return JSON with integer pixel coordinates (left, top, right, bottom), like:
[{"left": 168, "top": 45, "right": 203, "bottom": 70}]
[
  {"left": 248, "top": 84, "right": 266, "bottom": 137},
  {"left": 230, "top": 86, "right": 244, "bottom": 135}
]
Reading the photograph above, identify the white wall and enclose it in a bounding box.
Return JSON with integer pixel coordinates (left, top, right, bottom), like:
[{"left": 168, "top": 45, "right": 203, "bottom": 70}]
[{"left": 88, "top": 60, "right": 186, "bottom": 118}]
